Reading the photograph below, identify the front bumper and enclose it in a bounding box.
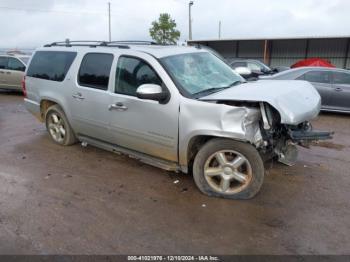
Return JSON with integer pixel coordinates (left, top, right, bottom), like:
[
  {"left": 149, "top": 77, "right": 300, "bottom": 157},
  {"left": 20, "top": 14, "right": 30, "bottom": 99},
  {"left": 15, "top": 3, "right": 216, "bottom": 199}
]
[{"left": 288, "top": 129, "right": 333, "bottom": 142}]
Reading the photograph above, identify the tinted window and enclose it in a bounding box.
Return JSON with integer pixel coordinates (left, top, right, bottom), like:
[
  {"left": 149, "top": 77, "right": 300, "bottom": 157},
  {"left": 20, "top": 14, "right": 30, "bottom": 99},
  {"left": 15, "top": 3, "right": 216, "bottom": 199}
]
[
  {"left": 303, "top": 71, "right": 331, "bottom": 84},
  {"left": 0, "top": 57, "right": 8, "bottom": 69},
  {"left": 231, "top": 61, "right": 246, "bottom": 69},
  {"left": 78, "top": 53, "right": 113, "bottom": 90},
  {"left": 115, "top": 56, "right": 162, "bottom": 96},
  {"left": 27, "top": 51, "right": 76, "bottom": 81},
  {"left": 8, "top": 57, "right": 25, "bottom": 72},
  {"left": 333, "top": 72, "right": 350, "bottom": 85}
]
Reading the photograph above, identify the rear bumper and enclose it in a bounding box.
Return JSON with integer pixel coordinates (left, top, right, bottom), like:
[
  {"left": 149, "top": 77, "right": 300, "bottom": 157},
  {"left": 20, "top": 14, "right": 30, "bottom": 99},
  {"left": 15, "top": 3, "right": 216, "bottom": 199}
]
[{"left": 24, "top": 98, "right": 41, "bottom": 120}]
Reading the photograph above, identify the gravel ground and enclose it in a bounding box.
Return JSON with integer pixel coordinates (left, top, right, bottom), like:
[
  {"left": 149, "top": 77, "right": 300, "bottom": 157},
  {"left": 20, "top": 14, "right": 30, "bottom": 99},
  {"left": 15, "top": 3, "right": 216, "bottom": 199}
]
[{"left": 0, "top": 91, "right": 349, "bottom": 255}]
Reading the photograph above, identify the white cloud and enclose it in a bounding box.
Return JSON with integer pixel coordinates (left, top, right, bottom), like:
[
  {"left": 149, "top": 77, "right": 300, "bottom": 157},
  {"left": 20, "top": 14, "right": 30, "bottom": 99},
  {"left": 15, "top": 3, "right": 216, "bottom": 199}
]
[{"left": 0, "top": 0, "right": 349, "bottom": 48}]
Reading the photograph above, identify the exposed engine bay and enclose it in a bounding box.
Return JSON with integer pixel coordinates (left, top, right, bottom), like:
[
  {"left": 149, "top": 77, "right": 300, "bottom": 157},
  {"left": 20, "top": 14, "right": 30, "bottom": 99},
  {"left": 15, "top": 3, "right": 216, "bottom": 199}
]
[
  {"left": 258, "top": 102, "right": 333, "bottom": 165},
  {"left": 215, "top": 100, "right": 333, "bottom": 166}
]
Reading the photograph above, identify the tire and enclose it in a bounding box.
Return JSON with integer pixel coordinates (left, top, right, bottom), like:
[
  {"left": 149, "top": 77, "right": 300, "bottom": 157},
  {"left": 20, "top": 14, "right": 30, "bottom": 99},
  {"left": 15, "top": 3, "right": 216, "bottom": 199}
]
[
  {"left": 192, "top": 138, "right": 264, "bottom": 200},
  {"left": 45, "top": 104, "right": 77, "bottom": 146}
]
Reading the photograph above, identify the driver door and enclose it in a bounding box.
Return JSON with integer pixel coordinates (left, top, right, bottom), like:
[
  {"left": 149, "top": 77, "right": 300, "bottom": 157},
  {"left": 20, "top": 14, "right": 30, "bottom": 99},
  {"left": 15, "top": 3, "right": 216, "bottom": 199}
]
[{"left": 108, "top": 54, "right": 179, "bottom": 162}]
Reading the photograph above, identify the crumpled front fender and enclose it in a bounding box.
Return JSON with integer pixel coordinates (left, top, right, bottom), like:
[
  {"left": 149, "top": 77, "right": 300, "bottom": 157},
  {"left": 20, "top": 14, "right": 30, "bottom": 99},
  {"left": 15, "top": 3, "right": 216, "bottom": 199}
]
[{"left": 179, "top": 98, "right": 263, "bottom": 171}]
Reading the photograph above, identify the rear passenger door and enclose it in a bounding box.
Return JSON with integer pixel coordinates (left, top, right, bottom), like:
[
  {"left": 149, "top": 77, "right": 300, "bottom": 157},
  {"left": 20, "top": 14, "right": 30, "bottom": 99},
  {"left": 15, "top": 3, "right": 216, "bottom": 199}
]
[
  {"left": 0, "top": 57, "right": 9, "bottom": 87},
  {"left": 69, "top": 53, "right": 114, "bottom": 141},
  {"left": 331, "top": 71, "right": 350, "bottom": 111},
  {"left": 108, "top": 54, "right": 179, "bottom": 162},
  {"left": 298, "top": 70, "right": 334, "bottom": 108}
]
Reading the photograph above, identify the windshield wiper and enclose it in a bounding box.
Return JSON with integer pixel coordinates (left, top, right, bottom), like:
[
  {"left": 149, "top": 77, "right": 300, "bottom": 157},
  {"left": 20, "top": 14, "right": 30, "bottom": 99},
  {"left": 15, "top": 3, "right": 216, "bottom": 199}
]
[
  {"left": 193, "top": 80, "right": 244, "bottom": 98},
  {"left": 193, "top": 87, "right": 228, "bottom": 98},
  {"left": 227, "top": 80, "right": 244, "bottom": 87}
]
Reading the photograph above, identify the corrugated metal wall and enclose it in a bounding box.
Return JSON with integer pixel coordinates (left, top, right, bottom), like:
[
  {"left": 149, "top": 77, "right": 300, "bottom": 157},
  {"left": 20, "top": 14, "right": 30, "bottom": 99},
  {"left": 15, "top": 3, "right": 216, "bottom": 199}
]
[
  {"left": 208, "top": 41, "right": 238, "bottom": 58},
  {"left": 196, "top": 37, "right": 350, "bottom": 69},
  {"left": 237, "top": 41, "right": 264, "bottom": 59},
  {"left": 269, "top": 40, "right": 307, "bottom": 67},
  {"left": 307, "top": 39, "right": 348, "bottom": 68}
]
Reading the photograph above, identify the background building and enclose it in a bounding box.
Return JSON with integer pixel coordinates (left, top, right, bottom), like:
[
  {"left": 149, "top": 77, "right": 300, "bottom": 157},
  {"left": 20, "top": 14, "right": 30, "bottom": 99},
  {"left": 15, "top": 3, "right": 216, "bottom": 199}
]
[{"left": 189, "top": 36, "right": 350, "bottom": 69}]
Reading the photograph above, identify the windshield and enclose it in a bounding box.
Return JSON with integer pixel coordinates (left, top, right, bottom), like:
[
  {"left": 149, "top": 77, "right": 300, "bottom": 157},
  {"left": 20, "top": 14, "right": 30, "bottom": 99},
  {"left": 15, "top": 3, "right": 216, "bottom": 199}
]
[
  {"left": 161, "top": 52, "right": 243, "bottom": 97},
  {"left": 256, "top": 60, "right": 272, "bottom": 72},
  {"left": 18, "top": 57, "right": 29, "bottom": 65}
]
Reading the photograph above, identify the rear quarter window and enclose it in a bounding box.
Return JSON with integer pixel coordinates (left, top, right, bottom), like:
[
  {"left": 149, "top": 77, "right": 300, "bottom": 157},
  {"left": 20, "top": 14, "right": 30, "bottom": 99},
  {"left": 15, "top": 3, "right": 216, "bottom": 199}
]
[{"left": 26, "top": 51, "right": 77, "bottom": 82}]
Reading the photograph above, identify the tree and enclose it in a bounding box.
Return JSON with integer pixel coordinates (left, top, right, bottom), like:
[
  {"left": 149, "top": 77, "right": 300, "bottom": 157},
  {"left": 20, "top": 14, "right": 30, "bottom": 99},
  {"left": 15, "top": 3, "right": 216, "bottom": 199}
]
[{"left": 149, "top": 13, "right": 180, "bottom": 45}]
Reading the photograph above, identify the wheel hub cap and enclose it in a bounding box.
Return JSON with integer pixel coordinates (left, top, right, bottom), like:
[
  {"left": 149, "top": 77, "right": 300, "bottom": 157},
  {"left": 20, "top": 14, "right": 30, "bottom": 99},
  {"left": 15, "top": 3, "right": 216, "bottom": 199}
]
[
  {"left": 47, "top": 113, "right": 66, "bottom": 143},
  {"left": 204, "top": 150, "right": 253, "bottom": 195}
]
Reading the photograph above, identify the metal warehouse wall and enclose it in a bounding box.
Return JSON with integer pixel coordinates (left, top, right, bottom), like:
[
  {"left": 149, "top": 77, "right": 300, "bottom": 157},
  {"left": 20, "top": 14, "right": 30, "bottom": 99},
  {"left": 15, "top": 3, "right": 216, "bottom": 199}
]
[{"left": 192, "top": 37, "right": 350, "bottom": 69}]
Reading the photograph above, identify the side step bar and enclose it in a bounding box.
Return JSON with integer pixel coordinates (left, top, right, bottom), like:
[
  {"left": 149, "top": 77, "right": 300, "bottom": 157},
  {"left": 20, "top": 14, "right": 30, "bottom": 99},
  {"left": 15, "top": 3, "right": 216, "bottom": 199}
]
[
  {"left": 78, "top": 135, "right": 181, "bottom": 172},
  {"left": 289, "top": 130, "right": 334, "bottom": 141}
]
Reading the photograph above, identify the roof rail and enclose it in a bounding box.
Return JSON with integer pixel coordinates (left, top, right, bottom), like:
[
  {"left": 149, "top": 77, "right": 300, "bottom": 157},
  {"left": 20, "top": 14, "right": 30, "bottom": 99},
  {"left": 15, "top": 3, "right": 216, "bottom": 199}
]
[
  {"left": 108, "top": 40, "right": 159, "bottom": 45},
  {"left": 44, "top": 40, "right": 129, "bottom": 49}
]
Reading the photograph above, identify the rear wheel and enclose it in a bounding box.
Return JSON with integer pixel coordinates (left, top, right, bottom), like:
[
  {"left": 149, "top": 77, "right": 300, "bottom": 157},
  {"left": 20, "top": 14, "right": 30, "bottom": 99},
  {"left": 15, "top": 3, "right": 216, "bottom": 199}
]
[
  {"left": 193, "top": 138, "right": 264, "bottom": 199},
  {"left": 45, "top": 105, "right": 77, "bottom": 146}
]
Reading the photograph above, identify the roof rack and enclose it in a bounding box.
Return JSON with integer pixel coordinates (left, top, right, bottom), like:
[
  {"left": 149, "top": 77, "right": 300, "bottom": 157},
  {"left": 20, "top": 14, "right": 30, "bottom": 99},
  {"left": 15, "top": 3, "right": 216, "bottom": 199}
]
[
  {"left": 44, "top": 40, "right": 130, "bottom": 49},
  {"left": 108, "top": 40, "right": 159, "bottom": 45}
]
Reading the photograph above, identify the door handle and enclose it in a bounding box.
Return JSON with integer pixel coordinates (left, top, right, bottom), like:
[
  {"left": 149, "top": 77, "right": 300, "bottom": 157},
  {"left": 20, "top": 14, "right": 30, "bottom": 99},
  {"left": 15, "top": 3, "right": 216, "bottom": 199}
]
[
  {"left": 108, "top": 102, "right": 128, "bottom": 111},
  {"left": 335, "top": 87, "right": 343, "bottom": 92},
  {"left": 0, "top": 71, "right": 4, "bottom": 74},
  {"left": 72, "top": 92, "right": 85, "bottom": 100},
  {"left": 6, "top": 72, "right": 11, "bottom": 74}
]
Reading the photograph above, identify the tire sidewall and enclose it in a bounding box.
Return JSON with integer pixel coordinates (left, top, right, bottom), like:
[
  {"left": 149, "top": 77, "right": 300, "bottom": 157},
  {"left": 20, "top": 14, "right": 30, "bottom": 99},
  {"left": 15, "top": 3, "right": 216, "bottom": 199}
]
[{"left": 193, "top": 139, "right": 264, "bottom": 200}]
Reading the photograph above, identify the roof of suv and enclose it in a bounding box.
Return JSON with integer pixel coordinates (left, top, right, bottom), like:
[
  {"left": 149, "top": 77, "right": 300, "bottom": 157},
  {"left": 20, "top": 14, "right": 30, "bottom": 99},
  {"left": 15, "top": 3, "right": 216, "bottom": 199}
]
[{"left": 38, "top": 44, "right": 206, "bottom": 59}]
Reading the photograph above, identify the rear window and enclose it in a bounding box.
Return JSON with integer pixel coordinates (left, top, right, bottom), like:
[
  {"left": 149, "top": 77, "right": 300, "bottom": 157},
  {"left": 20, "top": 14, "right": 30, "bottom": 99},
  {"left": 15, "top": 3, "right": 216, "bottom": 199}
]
[
  {"left": 27, "top": 51, "right": 77, "bottom": 82},
  {"left": 78, "top": 53, "right": 113, "bottom": 90}
]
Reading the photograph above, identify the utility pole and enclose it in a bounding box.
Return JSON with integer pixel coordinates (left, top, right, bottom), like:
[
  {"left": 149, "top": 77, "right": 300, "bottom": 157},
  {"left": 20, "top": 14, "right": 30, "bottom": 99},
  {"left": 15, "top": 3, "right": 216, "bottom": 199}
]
[
  {"left": 218, "top": 21, "right": 221, "bottom": 39},
  {"left": 189, "top": 1, "right": 194, "bottom": 40},
  {"left": 108, "top": 2, "right": 111, "bottom": 42}
]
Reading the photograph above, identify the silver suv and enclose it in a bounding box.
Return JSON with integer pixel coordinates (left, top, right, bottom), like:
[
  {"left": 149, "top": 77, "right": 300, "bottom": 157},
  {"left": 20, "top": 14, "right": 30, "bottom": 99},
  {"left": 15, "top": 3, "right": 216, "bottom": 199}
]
[{"left": 23, "top": 41, "right": 331, "bottom": 199}]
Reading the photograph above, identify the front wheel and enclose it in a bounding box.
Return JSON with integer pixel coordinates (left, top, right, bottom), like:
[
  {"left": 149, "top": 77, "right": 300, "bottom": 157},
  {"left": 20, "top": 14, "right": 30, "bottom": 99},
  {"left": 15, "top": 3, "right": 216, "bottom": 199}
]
[{"left": 192, "top": 138, "right": 264, "bottom": 199}]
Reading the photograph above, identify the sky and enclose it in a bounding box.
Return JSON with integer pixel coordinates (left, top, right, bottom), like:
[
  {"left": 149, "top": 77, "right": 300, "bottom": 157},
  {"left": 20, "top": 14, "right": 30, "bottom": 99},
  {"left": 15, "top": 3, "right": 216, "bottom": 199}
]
[{"left": 0, "top": 0, "right": 350, "bottom": 48}]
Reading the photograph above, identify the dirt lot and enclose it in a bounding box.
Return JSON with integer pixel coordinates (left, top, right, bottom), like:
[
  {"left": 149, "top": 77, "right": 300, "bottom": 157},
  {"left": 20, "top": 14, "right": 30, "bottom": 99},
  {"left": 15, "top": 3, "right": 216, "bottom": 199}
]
[{"left": 0, "top": 91, "right": 350, "bottom": 255}]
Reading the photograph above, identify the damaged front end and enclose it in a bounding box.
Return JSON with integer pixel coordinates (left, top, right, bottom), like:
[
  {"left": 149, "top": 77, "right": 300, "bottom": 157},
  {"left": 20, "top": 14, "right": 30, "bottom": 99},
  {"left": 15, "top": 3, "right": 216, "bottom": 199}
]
[{"left": 259, "top": 102, "right": 333, "bottom": 166}]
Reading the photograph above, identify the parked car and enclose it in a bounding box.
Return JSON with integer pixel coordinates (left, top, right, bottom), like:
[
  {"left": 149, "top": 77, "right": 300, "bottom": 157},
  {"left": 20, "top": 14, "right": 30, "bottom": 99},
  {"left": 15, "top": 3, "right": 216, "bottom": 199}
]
[
  {"left": 230, "top": 59, "right": 273, "bottom": 74},
  {"left": 261, "top": 67, "right": 350, "bottom": 113},
  {"left": 0, "top": 54, "right": 30, "bottom": 91},
  {"left": 229, "top": 59, "right": 290, "bottom": 80},
  {"left": 23, "top": 41, "right": 331, "bottom": 199}
]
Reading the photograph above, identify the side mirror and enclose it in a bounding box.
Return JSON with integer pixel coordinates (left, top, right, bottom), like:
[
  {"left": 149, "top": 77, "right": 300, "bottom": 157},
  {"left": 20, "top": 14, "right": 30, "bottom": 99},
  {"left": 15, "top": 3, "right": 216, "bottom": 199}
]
[
  {"left": 136, "top": 84, "right": 169, "bottom": 103},
  {"left": 234, "top": 67, "right": 252, "bottom": 77}
]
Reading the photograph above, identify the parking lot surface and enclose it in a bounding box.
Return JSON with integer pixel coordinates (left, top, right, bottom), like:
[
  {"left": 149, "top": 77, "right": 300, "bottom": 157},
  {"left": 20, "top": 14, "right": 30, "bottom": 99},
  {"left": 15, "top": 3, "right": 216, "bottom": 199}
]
[{"left": 0, "top": 91, "right": 350, "bottom": 255}]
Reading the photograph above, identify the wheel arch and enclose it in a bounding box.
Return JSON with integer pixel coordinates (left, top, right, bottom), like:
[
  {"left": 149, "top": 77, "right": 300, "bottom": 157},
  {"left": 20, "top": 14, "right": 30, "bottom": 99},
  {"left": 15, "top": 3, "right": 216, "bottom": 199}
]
[
  {"left": 40, "top": 99, "right": 57, "bottom": 122},
  {"left": 39, "top": 97, "right": 69, "bottom": 122},
  {"left": 181, "top": 133, "right": 249, "bottom": 173}
]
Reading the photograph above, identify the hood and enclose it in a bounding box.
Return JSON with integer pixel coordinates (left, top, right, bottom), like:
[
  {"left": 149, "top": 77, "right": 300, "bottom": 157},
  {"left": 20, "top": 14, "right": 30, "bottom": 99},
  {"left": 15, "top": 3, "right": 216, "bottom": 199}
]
[{"left": 200, "top": 80, "right": 321, "bottom": 125}]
